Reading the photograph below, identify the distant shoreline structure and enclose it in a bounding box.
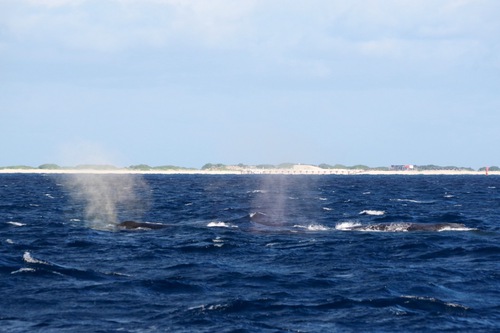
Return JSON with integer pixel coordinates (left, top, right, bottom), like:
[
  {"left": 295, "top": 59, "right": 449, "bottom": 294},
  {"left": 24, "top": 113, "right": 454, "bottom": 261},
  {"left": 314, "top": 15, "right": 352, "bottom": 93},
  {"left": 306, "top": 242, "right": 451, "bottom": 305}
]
[{"left": 0, "top": 163, "right": 497, "bottom": 175}]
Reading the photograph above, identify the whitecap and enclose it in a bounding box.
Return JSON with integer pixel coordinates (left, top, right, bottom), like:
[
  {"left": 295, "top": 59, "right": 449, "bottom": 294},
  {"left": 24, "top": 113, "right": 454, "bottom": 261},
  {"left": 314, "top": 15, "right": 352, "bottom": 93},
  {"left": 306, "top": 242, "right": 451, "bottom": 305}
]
[
  {"left": 207, "top": 221, "right": 238, "bottom": 228},
  {"left": 212, "top": 237, "right": 224, "bottom": 247},
  {"left": 318, "top": 197, "right": 328, "bottom": 201},
  {"left": 249, "top": 212, "right": 266, "bottom": 219},
  {"left": 306, "top": 224, "right": 330, "bottom": 231},
  {"left": 23, "top": 251, "right": 48, "bottom": 265},
  {"left": 438, "top": 226, "right": 477, "bottom": 232},
  {"left": 335, "top": 222, "right": 362, "bottom": 230},
  {"left": 6, "top": 239, "right": 14, "bottom": 244},
  {"left": 189, "top": 304, "right": 226, "bottom": 311},
  {"left": 188, "top": 305, "right": 205, "bottom": 311},
  {"left": 249, "top": 190, "right": 267, "bottom": 194},
  {"left": 7, "top": 221, "right": 26, "bottom": 227},
  {"left": 11, "top": 268, "right": 37, "bottom": 274},
  {"left": 322, "top": 207, "right": 333, "bottom": 211},
  {"left": 293, "top": 224, "right": 329, "bottom": 231},
  {"left": 391, "top": 198, "right": 434, "bottom": 204},
  {"left": 359, "top": 210, "right": 385, "bottom": 216}
]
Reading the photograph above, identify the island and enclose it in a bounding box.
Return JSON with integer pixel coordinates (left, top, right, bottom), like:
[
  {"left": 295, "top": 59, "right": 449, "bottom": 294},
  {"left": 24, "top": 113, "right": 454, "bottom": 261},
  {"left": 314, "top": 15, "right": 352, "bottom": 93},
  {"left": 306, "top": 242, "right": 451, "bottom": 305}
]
[{"left": 0, "top": 163, "right": 497, "bottom": 175}]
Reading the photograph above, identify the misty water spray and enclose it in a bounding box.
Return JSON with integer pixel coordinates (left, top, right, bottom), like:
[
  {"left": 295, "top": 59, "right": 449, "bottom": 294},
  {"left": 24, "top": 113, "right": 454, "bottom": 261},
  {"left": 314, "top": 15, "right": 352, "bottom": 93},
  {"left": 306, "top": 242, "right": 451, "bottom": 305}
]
[{"left": 65, "top": 173, "right": 150, "bottom": 230}]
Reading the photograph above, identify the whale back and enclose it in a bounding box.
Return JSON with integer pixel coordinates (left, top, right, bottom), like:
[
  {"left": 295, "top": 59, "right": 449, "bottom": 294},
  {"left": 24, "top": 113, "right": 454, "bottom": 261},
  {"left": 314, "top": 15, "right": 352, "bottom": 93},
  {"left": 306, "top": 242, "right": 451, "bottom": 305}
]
[
  {"left": 347, "top": 222, "right": 467, "bottom": 232},
  {"left": 118, "top": 221, "right": 166, "bottom": 230}
]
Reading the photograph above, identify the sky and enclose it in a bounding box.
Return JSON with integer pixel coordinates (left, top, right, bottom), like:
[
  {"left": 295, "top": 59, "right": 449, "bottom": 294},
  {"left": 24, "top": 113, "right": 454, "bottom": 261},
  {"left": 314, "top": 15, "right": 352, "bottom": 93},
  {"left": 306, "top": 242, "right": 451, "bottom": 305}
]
[{"left": 1, "top": 0, "right": 499, "bottom": 169}]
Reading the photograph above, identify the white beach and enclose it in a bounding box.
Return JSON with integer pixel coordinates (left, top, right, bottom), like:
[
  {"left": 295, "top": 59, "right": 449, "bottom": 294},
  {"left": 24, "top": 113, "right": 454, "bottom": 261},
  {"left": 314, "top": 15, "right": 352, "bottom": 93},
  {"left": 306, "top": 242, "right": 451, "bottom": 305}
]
[{"left": 0, "top": 165, "right": 496, "bottom": 176}]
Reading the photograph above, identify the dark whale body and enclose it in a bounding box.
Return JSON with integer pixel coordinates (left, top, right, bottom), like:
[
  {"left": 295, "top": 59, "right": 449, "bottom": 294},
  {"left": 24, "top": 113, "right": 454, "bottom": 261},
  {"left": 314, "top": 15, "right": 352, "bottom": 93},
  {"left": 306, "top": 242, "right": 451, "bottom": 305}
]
[
  {"left": 349, "top": 222, "right": 467, "bottom": 232},
  {"left": 118, "top": 221, "right": 167, "bottom": 230}
]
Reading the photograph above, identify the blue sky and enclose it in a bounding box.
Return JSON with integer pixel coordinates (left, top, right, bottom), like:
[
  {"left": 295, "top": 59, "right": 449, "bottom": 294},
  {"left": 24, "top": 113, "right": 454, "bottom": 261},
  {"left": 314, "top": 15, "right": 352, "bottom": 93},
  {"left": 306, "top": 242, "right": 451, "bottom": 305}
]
[{"left": 1, "top": 0, "right": 499, "bottom": 169}]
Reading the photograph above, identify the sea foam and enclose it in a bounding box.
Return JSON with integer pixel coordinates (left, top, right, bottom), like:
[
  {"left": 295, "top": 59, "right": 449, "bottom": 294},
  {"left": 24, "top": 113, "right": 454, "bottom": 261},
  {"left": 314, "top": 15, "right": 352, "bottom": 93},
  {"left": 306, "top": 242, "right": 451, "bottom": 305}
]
[
  {"left": 207, "top": 221, "right": 238, "bottom": 228},
  {"left": 293, "top": 224, "right": 330, "bottom": 231},
  {"left": 359, "top": 210, "right": 385, "bottom": 216},
  {"left": 23, "top": 251, "right": 48, "bottom": 265},
  {"left": 335, "top": 222, "right": 362, "bottom": 230},
  {"left": 7, "top": 221, "right": 26, "bottom": 226}
]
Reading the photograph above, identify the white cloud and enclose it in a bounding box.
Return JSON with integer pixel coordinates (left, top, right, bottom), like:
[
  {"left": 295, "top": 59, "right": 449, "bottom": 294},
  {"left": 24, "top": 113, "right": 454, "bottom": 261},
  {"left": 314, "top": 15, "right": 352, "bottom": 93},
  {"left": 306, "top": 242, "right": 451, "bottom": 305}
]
[
  {"left": 5, "top": 1, "right": 498, "bottom": 46},
  {"left": 2, "top": 0, "right": 499, "bottom": 76},
  {"left": 25, "top": 0, "right": 85, "bottom": 7},
  {"left": 2, "top": 0, "right": 259, "bottom": 52},
  {"left": 169, "top": 0, "right": 257, "bottom": 46}
]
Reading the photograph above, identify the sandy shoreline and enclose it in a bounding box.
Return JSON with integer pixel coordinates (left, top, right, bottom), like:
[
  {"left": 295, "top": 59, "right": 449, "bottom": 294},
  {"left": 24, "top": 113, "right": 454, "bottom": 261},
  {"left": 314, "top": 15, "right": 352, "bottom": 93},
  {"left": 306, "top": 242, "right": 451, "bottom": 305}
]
[{"left": 0, "top": 168, "right": 495, "bottom": 176}]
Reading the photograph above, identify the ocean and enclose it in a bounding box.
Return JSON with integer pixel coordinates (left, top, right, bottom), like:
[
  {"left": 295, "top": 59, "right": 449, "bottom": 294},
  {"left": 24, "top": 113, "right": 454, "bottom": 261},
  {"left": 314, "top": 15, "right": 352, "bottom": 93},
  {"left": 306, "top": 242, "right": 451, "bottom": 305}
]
[{"left": 1, "top": 174, "right": 499, "bottom": 332}]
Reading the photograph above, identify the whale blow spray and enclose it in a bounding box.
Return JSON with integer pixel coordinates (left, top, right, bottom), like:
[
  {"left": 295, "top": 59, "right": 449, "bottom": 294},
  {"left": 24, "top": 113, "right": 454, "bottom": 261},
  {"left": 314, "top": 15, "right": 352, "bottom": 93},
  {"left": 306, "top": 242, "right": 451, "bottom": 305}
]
[
  {"left": 66, "top": 173, "right": 150, "bottom": 231},
  {"left": 250, "top": 175, "right": 289, "bottom": 227}
]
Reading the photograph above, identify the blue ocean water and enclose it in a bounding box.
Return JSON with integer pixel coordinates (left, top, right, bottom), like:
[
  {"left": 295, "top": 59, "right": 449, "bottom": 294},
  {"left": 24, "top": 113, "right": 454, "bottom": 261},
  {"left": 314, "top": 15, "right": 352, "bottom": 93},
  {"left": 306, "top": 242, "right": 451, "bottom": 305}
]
[{"left": 1, "top": 174, "right": 499, "bottom": 332}]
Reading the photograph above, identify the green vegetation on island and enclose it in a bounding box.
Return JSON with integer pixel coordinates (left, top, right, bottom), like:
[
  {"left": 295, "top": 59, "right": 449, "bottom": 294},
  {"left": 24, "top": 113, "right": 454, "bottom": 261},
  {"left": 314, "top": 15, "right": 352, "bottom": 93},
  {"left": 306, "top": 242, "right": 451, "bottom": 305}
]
[
  {"left": 38, "top": 164, "right": 61, "bottom": 170},
  {"left": 415, "top": 165, "right": 475, "bottom": 171},
  {"left": 0, "top": 165, "right": 36, "bottom": 170},
  {"left": 479, "top": 166, "right": 500, "bottom": 171}
]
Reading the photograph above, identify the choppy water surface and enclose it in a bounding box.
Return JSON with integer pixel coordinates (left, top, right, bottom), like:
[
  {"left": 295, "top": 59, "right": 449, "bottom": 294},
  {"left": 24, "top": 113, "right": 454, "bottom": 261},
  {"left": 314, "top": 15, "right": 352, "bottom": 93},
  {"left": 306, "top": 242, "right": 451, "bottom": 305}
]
[{"left": 1, "top": 174, "right": 499, "bottom": 332}]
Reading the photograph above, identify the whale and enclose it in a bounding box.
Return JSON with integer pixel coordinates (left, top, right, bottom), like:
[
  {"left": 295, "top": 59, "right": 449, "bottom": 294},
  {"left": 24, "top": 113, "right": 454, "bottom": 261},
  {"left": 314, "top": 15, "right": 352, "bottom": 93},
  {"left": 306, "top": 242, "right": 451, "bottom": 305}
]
[
  {"left": 249, "top": 212, "right": 274, "bottom": 225},
  {"left": 342, "top": 222, "right": 468, "bottom": 232},
  {"left": 118, "top": 221, "right": 167, "bottom": 230}
]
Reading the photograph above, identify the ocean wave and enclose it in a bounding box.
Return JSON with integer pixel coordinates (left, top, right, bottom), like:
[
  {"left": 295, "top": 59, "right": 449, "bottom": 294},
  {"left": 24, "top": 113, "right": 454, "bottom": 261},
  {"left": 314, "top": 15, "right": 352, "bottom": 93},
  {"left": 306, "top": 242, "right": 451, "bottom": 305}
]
[
  {"left": 19, "top": 251, "right": 115, "bottom": 280},
  {"left": 438, "top": 226, "right": 477, "bottom": 232},
  {"left": 141, "top": 279, "right": 204, "bottom": 294},
  {"left": 359, "top": 210, "right": 385, "bottom": 216},
  {"left": 212, "top": 237, "right": 224, "bottom": 247},
  {"left": 207, "top": 221, "right": 238, "bottom": 228},
  {"left": 1, "top": 173, "right": 497, "bottom": 332},
  {"left": 248, "top": 190, "right": 267, "bottom": 194},
  {"left": 23, "top": 251, "right": 48, "bottom": 265},
  {"left": 391, "top": 198, "right": 436, "bottom": 204},
  {"left": 293, "top": 224, "right": 330, "bottom": 231},
  {"left": 7, "top": 221, "right": 26, "bottom": 227},
  {"left": 188, "top": 294, "right": 470, "bottom": 317},
  {"left": 11, "top": 267, "right": 37, "bottom": 274},
  {"left": 399, "top": 295, "right": 469, "bottom": 311},
  {"left": 335, "top": 222, "right": 362, "bottom": 230}
]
